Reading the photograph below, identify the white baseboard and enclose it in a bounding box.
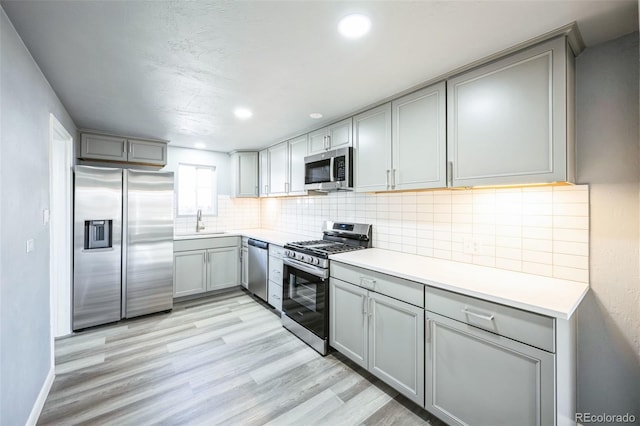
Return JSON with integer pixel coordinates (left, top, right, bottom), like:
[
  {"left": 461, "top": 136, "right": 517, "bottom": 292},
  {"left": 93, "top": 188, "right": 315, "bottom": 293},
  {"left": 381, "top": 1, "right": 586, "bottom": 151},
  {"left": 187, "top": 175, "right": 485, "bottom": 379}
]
[{"left": 26, "top": 367, "right": 54, "bottom": 426}]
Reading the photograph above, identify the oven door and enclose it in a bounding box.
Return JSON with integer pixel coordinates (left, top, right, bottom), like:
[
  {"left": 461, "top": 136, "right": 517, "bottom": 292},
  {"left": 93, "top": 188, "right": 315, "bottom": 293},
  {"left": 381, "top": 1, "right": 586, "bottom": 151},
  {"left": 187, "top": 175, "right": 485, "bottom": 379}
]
[{"left": 282, "top": 257, "right": 329, "bottom": 339}]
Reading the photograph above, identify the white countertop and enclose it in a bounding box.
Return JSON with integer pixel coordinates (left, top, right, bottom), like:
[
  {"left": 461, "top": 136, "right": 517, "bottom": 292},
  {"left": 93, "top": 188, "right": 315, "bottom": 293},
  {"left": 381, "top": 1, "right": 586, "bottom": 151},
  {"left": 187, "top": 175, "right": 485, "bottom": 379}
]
[
  {"left": 330, "top": 248, "right": 589, "bottom": 320},
  {"left": 174, "top": 228, "right": 314, "bottom": 247}
]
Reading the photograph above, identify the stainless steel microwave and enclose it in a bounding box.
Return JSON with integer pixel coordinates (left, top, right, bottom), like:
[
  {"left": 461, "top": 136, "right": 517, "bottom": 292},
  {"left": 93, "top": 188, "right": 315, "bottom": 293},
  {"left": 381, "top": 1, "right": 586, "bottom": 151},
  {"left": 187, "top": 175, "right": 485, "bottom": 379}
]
[{"left": 304, "top": 147, "right": 353, "bottom": 191}]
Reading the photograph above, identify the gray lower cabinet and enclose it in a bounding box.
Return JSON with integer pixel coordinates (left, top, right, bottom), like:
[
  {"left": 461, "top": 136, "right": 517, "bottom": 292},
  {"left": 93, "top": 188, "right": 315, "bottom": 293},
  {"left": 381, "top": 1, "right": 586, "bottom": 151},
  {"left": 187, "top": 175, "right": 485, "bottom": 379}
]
[
  {"left": 206, "top": 246, "right": 240, "bottom": 291},
  {"left": 241, "top": 243, "right": 249, "bottom": 289},
  {"left": 173, "top": 237, "right": 240, "bottom": 298},
  {"left": 329, "top": 277, "right": 425, "bottom": 405},
  {"left": 268, "top": 244, "right": 284, "bottom": 312},
  {"left": 173, "top": 250, "right": 207, "bottom": 297},
  {"left": 425, "top": 312, "right": 555, "bottom": 426}
]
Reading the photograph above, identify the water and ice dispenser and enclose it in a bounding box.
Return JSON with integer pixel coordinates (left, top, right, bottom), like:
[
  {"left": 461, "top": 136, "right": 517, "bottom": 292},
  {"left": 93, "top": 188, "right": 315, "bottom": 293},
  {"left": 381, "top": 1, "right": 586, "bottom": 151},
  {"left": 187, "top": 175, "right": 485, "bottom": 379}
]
[{"left": 84, "top": 220, "right": 113, "bottom": 249}]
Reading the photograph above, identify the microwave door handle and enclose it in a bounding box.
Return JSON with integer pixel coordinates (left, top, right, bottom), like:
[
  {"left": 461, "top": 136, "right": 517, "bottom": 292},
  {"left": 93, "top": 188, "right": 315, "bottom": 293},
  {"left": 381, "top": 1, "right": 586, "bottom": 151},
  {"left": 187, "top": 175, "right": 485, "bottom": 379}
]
[{"left": 329, "top": 157, "right": 335, "bottom": 182}]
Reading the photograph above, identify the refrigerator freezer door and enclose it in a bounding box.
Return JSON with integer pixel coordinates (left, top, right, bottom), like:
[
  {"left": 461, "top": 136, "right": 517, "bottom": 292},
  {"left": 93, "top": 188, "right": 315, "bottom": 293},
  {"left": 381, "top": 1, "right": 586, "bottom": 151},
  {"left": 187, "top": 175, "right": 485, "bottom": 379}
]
[
  {"left": 73, "top": 166, "right": 123, "bottom": 330},
  {"left": 124, "top": 170, "right": 174, "bottom": 318}
]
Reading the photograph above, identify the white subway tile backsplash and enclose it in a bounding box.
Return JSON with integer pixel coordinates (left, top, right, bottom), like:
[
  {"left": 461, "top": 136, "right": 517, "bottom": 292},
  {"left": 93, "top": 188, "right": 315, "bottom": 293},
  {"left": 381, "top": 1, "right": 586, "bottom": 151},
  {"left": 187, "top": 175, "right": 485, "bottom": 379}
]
[
  {"left": 553, "top": 241, "right": 589, "bottom": 257},
  {"left": 260, "top": 184, "right": 590, "bottom": 283}
]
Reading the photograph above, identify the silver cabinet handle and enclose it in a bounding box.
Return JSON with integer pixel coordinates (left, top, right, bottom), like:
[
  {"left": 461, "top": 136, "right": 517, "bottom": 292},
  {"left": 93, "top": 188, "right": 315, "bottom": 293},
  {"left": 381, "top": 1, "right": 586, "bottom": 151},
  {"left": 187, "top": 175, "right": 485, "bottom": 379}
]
[
  {"left": 285, "top": 182, "right": 289, "bottom": 193},
  {"left": 255, "top": 186, "right": 258, "bottom": 195},
  {"left": 392, "top": 169, "right": 397, "bottom": 189},
  {"left": 362, "top": 296, "right": 367, "bottom": 315},
  {"left": 368, "top": 298, "right": 373, "bottom": 318},
  {"left": 461, "top": 308, "right": 495, "bottom": 321},
  {"left": 326, "top": 135, "right": 331, "bottom": 149},
  {"left": 425, "top": 318, "right": 431, "bottom": 342},
  {"left": 360, "top": 277, "right": 376, "bottom": 290},
  {"left": 385, "top": 170, "right": 390, "bottom": 189},
  {"left": 448, "top": 161, "right": 453, "bottom": 187}
]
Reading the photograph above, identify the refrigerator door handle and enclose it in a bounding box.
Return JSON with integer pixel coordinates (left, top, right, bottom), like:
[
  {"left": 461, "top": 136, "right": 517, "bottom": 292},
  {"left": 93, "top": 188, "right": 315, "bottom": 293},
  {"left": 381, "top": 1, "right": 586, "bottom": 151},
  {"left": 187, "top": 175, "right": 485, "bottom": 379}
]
[{"left": 121, "top": 170, "right": 128, "bottom": 318}]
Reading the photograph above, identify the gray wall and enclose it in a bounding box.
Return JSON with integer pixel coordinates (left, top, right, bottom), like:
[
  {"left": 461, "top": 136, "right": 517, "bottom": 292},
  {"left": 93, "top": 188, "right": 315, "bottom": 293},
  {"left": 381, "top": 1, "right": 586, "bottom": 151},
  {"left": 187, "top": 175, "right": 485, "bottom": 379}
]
[
  {"left": 576, "top": 32, "right": 640, "bottom": 423},
  {"left": 0, "top": 7, "right": 76, "bottom": 425}
]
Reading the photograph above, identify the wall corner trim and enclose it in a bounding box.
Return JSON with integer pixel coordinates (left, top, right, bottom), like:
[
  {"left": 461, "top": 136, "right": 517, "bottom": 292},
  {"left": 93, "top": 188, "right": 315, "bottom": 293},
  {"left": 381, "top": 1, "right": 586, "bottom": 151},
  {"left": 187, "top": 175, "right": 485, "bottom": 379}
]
[{"left": 26, "top": 368, "right": 54, "bottom": 426}]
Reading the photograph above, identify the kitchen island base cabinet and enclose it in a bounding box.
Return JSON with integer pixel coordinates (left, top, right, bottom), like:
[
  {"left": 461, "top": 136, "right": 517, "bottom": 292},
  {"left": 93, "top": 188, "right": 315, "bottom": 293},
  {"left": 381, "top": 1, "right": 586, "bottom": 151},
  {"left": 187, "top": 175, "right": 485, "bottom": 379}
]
[{"left": 329, "top": 278, "right": 425, "bottom": 405}]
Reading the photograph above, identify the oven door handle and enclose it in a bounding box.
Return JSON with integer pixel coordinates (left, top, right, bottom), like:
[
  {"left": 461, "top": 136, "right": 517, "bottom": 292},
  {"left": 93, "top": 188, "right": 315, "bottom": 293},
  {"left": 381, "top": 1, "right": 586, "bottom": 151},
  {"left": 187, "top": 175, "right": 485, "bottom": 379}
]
[{"left": 283, "top": 257, "right": 329, "bottom": 279}]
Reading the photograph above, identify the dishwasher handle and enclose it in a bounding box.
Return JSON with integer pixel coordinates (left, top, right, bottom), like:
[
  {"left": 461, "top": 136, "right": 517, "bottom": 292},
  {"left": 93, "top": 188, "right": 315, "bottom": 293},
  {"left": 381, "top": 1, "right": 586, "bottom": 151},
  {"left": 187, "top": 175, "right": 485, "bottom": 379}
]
[{"left": 248, "top": 239, "right": 269, "bottom": 250}]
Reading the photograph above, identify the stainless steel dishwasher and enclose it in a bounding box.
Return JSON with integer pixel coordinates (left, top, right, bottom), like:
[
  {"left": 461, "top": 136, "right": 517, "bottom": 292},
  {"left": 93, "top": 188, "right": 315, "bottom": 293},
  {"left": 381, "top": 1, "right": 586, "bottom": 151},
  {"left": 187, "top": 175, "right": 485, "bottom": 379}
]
[{"left": 247, "top": 239, "right": 269, "bottom": 301}]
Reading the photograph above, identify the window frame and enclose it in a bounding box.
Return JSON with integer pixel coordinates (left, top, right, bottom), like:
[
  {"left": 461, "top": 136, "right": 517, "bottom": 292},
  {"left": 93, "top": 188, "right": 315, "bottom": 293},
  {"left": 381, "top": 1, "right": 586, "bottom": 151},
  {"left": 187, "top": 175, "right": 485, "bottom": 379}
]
[{"left": 176, "top": 162, "right": 218, "bottom": 217}]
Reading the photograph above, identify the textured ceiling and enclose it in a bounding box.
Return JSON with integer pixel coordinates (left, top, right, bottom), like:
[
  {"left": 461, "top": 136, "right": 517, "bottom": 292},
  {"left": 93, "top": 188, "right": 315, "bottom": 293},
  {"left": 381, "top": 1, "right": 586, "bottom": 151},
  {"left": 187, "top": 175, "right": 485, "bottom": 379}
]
[{"left": 2, "top": 0, "right": 638, "bottom": 152}]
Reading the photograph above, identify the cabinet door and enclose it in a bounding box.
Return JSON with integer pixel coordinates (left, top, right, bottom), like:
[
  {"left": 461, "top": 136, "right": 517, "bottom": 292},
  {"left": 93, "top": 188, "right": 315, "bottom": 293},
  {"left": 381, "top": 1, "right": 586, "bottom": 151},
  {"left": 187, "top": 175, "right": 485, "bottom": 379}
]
[
  {"left": 268, "top": 280, "right": 283, "bottom": 312},
  {"left": 237, "top": 152, "right": 258, "bottom": 197},
  {"left": 425, "top": 312, "right": 555, "bottom": 426},
  {"left": 369, "top": 292, "right": 424, "bottom": 405},
  {"left": 448, "top": 37, "right": 568, "bottom": 187},
  {"left": 80, "top": 133, "right": 127, "bottom": 161},
  {"left": 354, "top": 103, "right": 392, "bottom": 192},
  {"left": 288, "top": 135, "right": 308, "bottom": 195},
  {"left": 241, "top": 247, "right": 249, "bottom": 289},
  {"left": 173, "top": 250, "right": 207, "bottom": 297},
  {"left": 268, "top": 142, "right": 289, "bottom": 195},
  {"left": 328, "top": 118, "right": 353, "bottom": 150},
  {"left": 128, "top": 139, "right": 167, "bottom": 166},
  {"left": 308, "top": 128, "right": 328, "bottom": 156},
  {"left": 329, "top": 278, "right": 368, "bottom": 369},
  {"left": 393, "top": 83, "right": 446, "bottom": 190},
  {"left": 259, "top": 149, "right": 269, "bottom": 196},
  {"left": 207, "top": 246, "right": 240, "bottom": 291}
]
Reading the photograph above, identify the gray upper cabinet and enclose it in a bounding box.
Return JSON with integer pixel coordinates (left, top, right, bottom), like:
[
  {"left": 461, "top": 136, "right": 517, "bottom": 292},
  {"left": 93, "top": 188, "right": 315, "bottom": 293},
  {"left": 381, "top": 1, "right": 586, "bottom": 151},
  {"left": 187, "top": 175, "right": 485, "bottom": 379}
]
[
  {"left": 448, "top": 36, "right": 574, "bottom": 186},
  {"left": 354, "top": 103, "right": 392, "bottom": 192},
  {"left": 308, "top": 118, "right": 353, "bottom": 156},
  {"left": 355, "top": 81, "right": 446, "bottom": 192},
  {"left": 80, "top": 132, "right": 167, "bottom": 166},
  {"left": 392, "top": 82, "right": 447, "bottom": 190},
  {"left": 267, "top": 142, "right": 289, "bottom": 195},
  {"left": 259, "top": 149, "right": 269, "bottom": 196},
  {"left": 260, "top": 135, "right": 308, "bottom": 197},
  {"left": 80, "top": 133, "right": 127, "bottom": 162},
  {"left": 288, "top": 135, "right": 308, "bottom": 195},
  {"left": 128, "top": 139, "right": 167, "bottom": 166},
  {"left": 231, "top": 151, "right": 259, "bottom": 197}
]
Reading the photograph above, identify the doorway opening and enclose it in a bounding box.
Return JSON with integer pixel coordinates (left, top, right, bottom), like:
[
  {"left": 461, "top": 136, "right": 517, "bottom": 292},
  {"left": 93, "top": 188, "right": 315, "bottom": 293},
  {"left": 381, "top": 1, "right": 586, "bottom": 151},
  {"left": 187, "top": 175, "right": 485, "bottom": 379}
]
[{"left": 49, "top": 114, "right": 73, "bottom": 340}]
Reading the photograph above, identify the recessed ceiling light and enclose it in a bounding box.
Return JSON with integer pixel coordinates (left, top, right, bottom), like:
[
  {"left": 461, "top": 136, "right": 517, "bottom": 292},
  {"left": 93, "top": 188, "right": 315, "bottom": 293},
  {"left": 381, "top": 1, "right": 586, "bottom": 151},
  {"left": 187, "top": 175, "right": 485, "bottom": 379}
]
[
  {"left": 194, "top": 142, "right": 206, "bottom": 149},
  {"left": 310, "top": 113, "right": 323, "bottom": 119},
  {"left": 338, "top": 14, "right": 371, "bottom": 39},
  {"left": 234, "top": 108, "right": 253, "bottom": 119}
]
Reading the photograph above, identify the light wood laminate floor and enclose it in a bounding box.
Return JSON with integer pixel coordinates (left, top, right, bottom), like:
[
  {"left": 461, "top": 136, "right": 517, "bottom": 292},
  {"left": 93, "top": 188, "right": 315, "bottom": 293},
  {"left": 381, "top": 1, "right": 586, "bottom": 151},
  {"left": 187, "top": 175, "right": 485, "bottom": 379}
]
[{"left": 39, "top": 289, "right": 445, "bottom": 425}]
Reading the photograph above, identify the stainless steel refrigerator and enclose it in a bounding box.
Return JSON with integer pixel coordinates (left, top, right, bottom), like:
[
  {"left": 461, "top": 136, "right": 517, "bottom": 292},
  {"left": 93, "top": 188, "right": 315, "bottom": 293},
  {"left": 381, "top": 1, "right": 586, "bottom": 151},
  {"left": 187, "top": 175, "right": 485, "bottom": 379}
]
[{"left": 73, "top": 165, "right": 174, "bottom": 330}]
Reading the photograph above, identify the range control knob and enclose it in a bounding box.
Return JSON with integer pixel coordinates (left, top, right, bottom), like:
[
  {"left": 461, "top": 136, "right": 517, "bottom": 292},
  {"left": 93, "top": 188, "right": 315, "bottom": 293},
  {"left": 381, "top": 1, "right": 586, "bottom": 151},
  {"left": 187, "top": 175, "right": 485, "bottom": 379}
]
[{"left": 313, "top": 258, "right": 320, "bottom": 265}]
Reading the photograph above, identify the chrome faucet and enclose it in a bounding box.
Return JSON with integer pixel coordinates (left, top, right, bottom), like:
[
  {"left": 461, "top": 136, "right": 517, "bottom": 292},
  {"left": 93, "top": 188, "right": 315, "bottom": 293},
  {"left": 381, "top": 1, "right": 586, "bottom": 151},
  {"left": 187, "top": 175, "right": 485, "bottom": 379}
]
[{"left": 196, "top": 209, "right": 205, "bottom": 232}]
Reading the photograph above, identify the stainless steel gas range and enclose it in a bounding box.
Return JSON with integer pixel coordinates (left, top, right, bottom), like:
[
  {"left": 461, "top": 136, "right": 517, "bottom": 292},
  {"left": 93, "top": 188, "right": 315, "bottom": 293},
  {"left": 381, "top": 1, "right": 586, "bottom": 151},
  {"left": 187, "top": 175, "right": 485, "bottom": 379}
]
[{"left": 281, "top": 221, "right": 372, "bottom": 355}]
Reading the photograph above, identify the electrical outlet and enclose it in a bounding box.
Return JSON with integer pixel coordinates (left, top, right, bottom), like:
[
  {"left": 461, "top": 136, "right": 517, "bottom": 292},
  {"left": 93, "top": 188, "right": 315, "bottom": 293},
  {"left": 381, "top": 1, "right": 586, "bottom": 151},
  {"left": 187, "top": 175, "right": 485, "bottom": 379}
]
[
  {"left": 26, "top": 239, "right": 35, "bottom": 253},
  {"left": 463, "top": 236, "right": 483, "bottom": 255}
]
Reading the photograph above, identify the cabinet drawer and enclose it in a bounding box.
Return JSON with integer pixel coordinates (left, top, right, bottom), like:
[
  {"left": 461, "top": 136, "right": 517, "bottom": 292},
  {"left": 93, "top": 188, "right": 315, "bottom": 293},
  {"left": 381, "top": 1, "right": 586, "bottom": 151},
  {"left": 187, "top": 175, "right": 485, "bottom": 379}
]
[
  {"left": 425, "top": 286, "right": 555, "bottom": 352},
  {"left": 269, "top": 256, "right": 283, "bottom": 284},
  {"left": 269, "top": 244, "right": 284, "bottom": 258},
  {"left": 268, "top": 280, "right": 283, "bottom": 312},
  {"left": 174, "top": 236, "right": 239, "bottom": 252},
  {"left": 331, "top": 262, "right": 424, "bottom": 308}
]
